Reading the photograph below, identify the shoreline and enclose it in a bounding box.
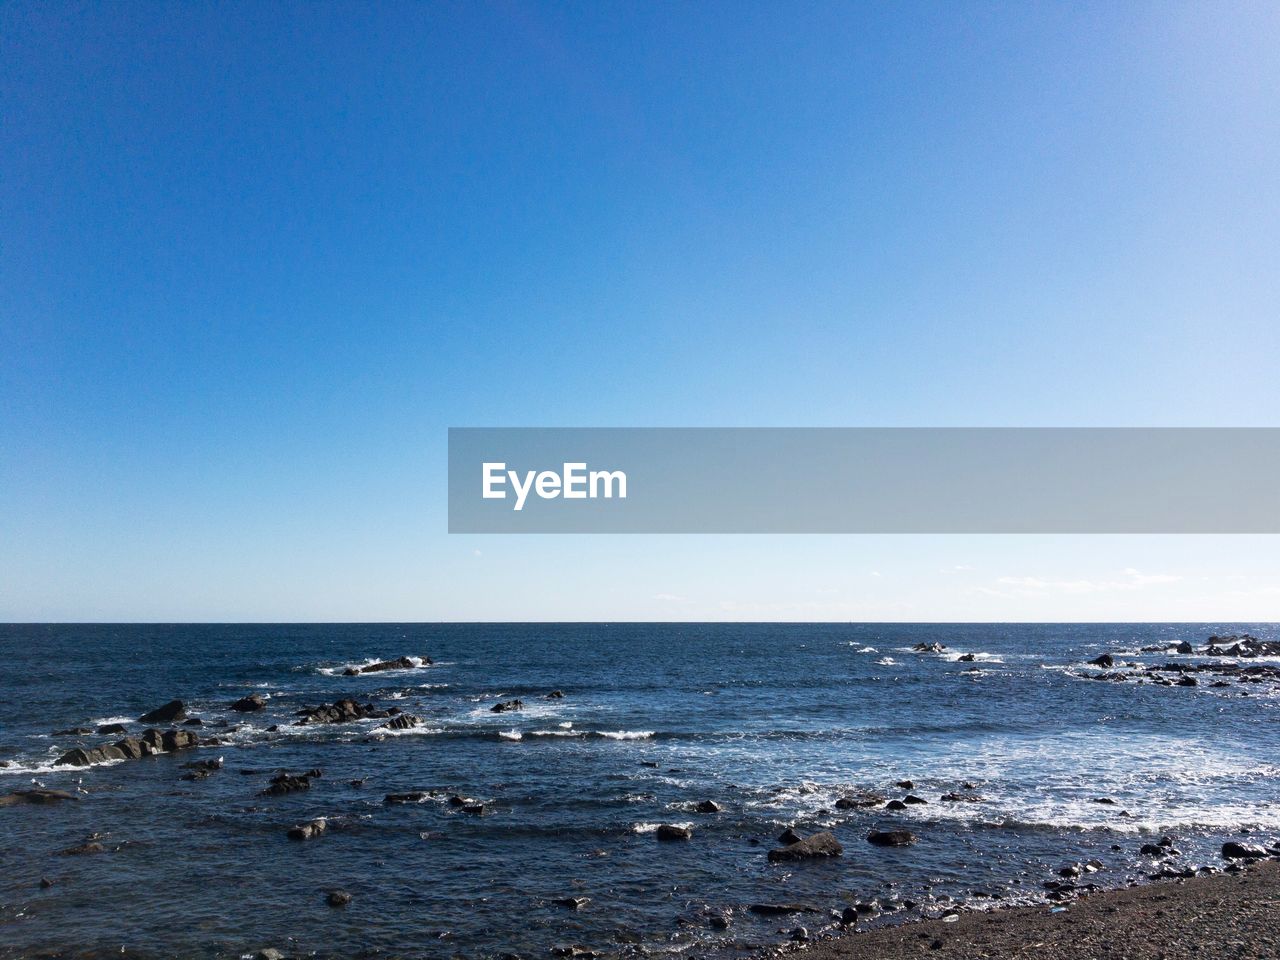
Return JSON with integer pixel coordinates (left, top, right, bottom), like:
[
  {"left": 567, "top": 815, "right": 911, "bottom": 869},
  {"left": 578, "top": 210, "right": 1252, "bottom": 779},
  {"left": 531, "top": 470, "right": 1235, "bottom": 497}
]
[{"left": 777, "top": 859, "right": 1280, "bottom": 959}]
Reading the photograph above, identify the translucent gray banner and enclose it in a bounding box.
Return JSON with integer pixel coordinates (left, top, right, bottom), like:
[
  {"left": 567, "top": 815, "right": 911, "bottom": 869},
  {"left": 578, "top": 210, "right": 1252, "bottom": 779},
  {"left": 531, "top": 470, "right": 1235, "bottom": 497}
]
[{"left": 447, "top": 428, "right": 1280, "bottom": 533}]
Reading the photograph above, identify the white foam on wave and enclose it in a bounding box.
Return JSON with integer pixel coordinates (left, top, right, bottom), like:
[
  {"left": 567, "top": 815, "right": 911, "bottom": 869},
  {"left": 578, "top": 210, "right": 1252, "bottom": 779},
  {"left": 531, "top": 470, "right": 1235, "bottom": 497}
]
[
  {"left": 498, "top": 729, "right": 523, "bottom": 741},
  {"left": 876, "top": 657, "right": 896, "bottom": 666},
  {"left": 630, "top": 821, "right": 693, "bottom": 833},
  {"left": 87, "top": 715, "right": 134, "bottom": 727},
  {"left": 597, "top": 730, "right": 655, "bottom": 740}
]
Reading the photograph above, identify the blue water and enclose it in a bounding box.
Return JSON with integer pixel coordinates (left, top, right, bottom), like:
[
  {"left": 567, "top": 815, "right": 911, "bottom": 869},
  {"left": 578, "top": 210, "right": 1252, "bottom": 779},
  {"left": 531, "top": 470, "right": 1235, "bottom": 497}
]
[{"left": 1, "top": 623, "right": 1278, "bottom": 959}]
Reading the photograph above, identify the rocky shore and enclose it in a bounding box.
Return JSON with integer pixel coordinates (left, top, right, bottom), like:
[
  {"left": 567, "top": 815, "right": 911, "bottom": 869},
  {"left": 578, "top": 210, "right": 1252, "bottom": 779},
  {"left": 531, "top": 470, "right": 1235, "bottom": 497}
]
[{"left": 782, "top": 859, "right": 1280, "bottom": 959}]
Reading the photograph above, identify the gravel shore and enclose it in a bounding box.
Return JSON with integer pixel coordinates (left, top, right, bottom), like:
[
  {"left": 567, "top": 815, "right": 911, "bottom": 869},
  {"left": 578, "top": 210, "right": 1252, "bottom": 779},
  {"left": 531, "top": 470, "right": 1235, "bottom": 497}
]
[{"left": 788, "top": 860, "right": 1280, "bottom": 960}]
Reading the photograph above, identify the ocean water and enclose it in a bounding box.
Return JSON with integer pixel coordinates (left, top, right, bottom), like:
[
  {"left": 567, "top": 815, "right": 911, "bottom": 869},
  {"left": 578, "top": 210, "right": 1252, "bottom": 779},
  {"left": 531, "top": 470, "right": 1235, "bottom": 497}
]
[{"left": 0, "top": 622, "right": 1277, "bottom": 959}]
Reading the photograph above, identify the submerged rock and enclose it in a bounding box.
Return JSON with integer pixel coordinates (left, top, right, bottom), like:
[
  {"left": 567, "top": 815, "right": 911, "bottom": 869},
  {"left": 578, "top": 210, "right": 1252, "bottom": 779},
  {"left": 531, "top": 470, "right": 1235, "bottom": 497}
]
[
  {"left": 138, "top": 700, "right": 186, "bottom": 724},
  {"left": 940, "top": 792, "right": 985, "bottom": 802},
  {"left": 867, "top": 830, "right": 917, "bottom": 847},
  {"left": 262, "top": 773, "right": 314, "bottom": 796},
  {"left": 656, "top": 824, "right": 692, "bottom": 841},
  {"left": 553, "top": 896, "right": 590, "bottom": 909},
  {"left": 287, "top": 818, "right": 327, "bottom": 841},
  {"left": 546, "top": 690, "right": 565, "bottom": 699},
  {"left": 749, "top": 903, "right": 819, "bottom": 915},
  {"left": 230, "top": 694, "right": 267, "bottom": 712},
  {"left": 767, "top": 831, "right": 843, "bottom": 862},
  {"left": 61, "top": 841, "right": 106, "bottom": 855},
  {"left": 96, "top": 723, "right": 128, "bottom": 735},
  {"left": 0, "top": 789, "right": 78, "bottom": 806},
  {"left": 385, "top": 792, "right": 430, "bottom": 804},
  {"left": 342, "top": 656, "right": 429, "bottom": 676},
  {"left": 695, "top": 800, "right": 723, "bottom": 813},
  {"left": 490, "top": 699, "right": 523, "bottom": 713},
  {"left": 835, "top": 792, "right": 885, "bottom": 809},
  {"left": 326, "top": 890, "right": 352, "bottom": 907}
]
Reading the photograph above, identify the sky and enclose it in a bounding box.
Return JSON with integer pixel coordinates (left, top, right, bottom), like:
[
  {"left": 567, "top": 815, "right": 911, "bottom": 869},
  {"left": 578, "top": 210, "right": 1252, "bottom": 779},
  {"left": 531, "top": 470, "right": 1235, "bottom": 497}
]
[{"left": 1, "top": 1, "right": 1278, "bottom": 622}]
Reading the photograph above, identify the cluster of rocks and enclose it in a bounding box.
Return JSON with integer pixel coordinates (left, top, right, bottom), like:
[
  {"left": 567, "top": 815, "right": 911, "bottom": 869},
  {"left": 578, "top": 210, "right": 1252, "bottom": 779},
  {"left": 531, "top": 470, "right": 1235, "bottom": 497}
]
[
  {"left": 262, "top": 770, "right": 322, "bottom": 796},
  {"left": 491, "top": 699, "right": 523, "bottom": 713},
  {"left": 1136, "top": 634, "right": 1280, "bottom": 658},
  {"left": 294, "top": 697, "right": 400, "bottom": 725},
  {"left": 55, "top": 726, "right": 198, "bottom": 767}
]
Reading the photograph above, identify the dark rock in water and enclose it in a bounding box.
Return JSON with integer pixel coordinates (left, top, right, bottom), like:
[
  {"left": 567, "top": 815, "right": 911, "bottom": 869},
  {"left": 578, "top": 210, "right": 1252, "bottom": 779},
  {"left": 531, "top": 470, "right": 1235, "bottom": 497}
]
[
  {"left": 182, "top": 717, "right": 203, "bottom": 726},
  {"left": 138, "top": 700, "right": 186, "bottom": 724},
  {"left": 778, "top": 827, "right": 803, "bottom": 845},
  {"left": 342, "top": 655, "right": 429, "bottom": 676},
  {"left": 885, "top": 799, "right": 908, "bottom": 810},
  {"left": 695, "top": 800, "right": 723, "bottom": 813},
  {"left": 1140, "top": 843, "right": 1169, "bottom": 857},
  {"left": 640, "top": 760, "right": 659, "bottom": 768},
  {"left": 39, "top": 877, "right": 54, "bottom": 888},
  {"left": 378, "top": 714, "right": 422, "bottom": 731},
  {"left": 231, "top": 694, "right": 267, "bottom": 712},
  {"left": 462, "top": 803, "right": 485, "bottom": 814},
  {"left": 550, "top": 947, "right": 599, "bottom": 959},
  {"left": 97, "top": 723, "right": 128, "bottom": 735},
  {"left": 790, "top": 927, "right": 809, "bottom": 942},
  {"left": 895, "top": 780, "right": 915, "bottom": 789},
  {"left": 385, "top": 792, "right": 429, "bottom": 804},
  {"left": 0, "top": 788, "right": 78, "bottom": 806},
  {"left": 767, "top": 831, "right": 842, "bottom": 862},
  {"left": 162, "top": 729, "right": 198, "bottom": 751},
  {"left": 749, "top": 903, "right": 819, "bottom": 915},
  {"left": 867, "top": 830, "right": 916, "bottom": 847},
  {"left": 491, "top": 699, "right": 523, "bottom": 713},
  {"left": 903, "top": 794, "right": 928, "bottom": 805},
  {"left": 835, "top": 792, "right": 885, "bottom": 809},
  {"left": 53, "top": 727, "right": 93, "bottom": 735},
  {"left": 957, "top": 653, "right": 977, "bottom": 662},
  {"left": 656, "top": 824, "right": 692, "bottom": 841},
  {"left": 287, "top": 818, "right": 327, "bottom": 841},
  {"left": 1222, "top": 841, "right": 1269, "bottom": 860},
  {"left": 1091, "top": 797, "right": 1117, "bottom": 805},
  {"left": 553, "top": 896, "right": 590, "bottom": 909},
  {"left": 55, "top": 744, "right": 126, "bottom": 766},
  {"left": 295, "top": 698, "right": 380, "bottom": 725},
  {"left": 1177, "top": 675, "right": 1198, "bottom": 686},
  {"left": 1090, "top": 654, "right": 1115, "bottom": 667},
  {"left": 546, "top": 690, "right": 565, "bottom": 699},
  {"left": 912, "top": 643, "right": 946, "bottom": 653},
  {"left": 840, "top": 906, "right": 859, "bottom": 925},
  {"left": 1176, "top": 641, "right": 1194, "bottom": 654},
  {"left": 709, "top": 912, "right": 732, "bottom": 930},
  {"left": 940, "top": 792, "right": 985, "bottom": 803},
  {"left": 114, "top": 737, "right": 148, "bottom": 760},
  {"left": 326, "top": 890, "right": 351, "bottom": 907},
  {"left": 61, "top": 841, "right": 106, "bottom": 855},
  {"left": 1151, "top": 866, "right": 1196, "bottom": 880},
  {"left": 1059, "top": 863, "right": 1081, "bottom": 878},
  {"left": 448, "top": 795, "right": 469, "bottom": 806},
  {"left": 262, "top": 773, "right": 313, "bottom": 796}
]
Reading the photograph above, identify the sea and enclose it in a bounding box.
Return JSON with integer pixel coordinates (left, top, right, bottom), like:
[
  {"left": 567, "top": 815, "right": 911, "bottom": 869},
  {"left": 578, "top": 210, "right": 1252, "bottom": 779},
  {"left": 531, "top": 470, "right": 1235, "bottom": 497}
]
[{"left": 1, "top": 622, "right": 1277, "bottom": 959}]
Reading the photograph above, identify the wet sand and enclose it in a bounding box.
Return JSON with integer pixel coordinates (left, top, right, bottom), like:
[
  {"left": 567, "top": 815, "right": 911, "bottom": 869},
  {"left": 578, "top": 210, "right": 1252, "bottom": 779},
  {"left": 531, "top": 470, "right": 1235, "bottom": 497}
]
[{"left": 787, "top": 860, "right": 1280, "bottom": 959}]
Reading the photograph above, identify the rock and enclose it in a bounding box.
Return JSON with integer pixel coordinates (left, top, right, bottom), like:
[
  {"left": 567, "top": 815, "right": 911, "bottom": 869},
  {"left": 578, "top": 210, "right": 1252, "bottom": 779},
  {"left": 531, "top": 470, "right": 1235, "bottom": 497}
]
[
  {"left": 835, "top": 792, "right": 885, "bottom": 809},
  {"left": 553, "top": 896, "right": 590, "bottom": 909},
  {"left": 61, "top": 841, "right": 106, "bottom": 855},
  {"left": 867, "top": 830, "right": 916, "bottom": 847},
  {"left": 1140, "top": 843, "right": 1169, "bottom": 857},
  {"left": 448, "top": 795, "right": 469, "bottom": 806},
  {"left": 326, "top": 890, "right": 352, "bottom": 907},
  {"left": 230, "top": 694, "right": 267, "bottom": 712},
  {"left": 913, "top": 643, "right": 946, "bottom": 653},
  {"left": 162, "top": 729, "right": 198, "bottom": 751},
  {"left": 384, "top": 792, "right": 429, "bottom": 804},
  {"left": 695, "top": 800, "right": 723, "bottom": 813},
  {"left": 656, "top": 824, "right": 692, "bottom": 841},
  {"left": 1091, "top": 797, "right": 1116, "bottom": 805},
  {"left": 840, "top": 906, "right": 859, "bottom": 925},
  {"left": 903, "top": 794, "right": 928, "bottom": 805},
  {"left": 256, "top": 950, "right": 286, "bottom": 960},
  {"left": 767, "top": 831, "right": 843, "bottom": 862},
  {"left": 749, "top": 903, "right": 819, "bottom": 915},
  {"left": 0, "top": 788, "right": 79, "bottom": 806},
  {"left": 491, "top": 699, "right": 523, "bottom": 713},
  {"left": 39, "top": 877, "right": 54, "bottom": 888},
  {"left": 546, "top": 690, "right": 565, "bottom": 698},
  {"left": 778, "top": 827, "right": 803, "bottom": 845},
  {"left": 1176, "top": 641, "right": 1194, "bottom": 654},
  {"left": 378, "top": 714, "right": 422, "bottom": 731},
  {"left": 895, "top": 780, "right": 915, "bottom": 789},
  {"left": 940, "top": 792, "right": 984, "bottom": 802},
  {"left": 262, "top": 773, "right": 313, "bottom": 796},
  {"left": 287, "top": 818, "right": 327, "bottom": 841},
  {"left": 709, "top": 912, "right": 731, "bottom": 930},
  {"left": 1090, "top": 654, "right": 1115, "bottom": 667},
  {"left": 1222, "top": 841, "right": 1269, "bottom": 860},
  {"left": 55, "top": 744, "right": 126, "bottom": 766},
  {"left": 53, "top": 727, "right": 93, "bottom": 735},
  {"left": 97, "top": 723, "right": 128, "bottom": 735},
  {"left": 790, "top": 927, "right": 809, "bottom": 942},
  {"left": 182, "top": 717, "right": 204, "bottom": 726},
  {"left": 885, "top": 799, "right": 908, "bottom": 810},
  {"left": 1177, "top": 676, "right": 1198, "bottom": 686},
  {"left": 957, "top": 653, "right": 977, "bottom": 662},
  {"left": 343, "top": 656, "right": 429, "bottom": 676},
  {"left": 295, "top": 698, "right": 381, "bottom": 725},
  {"left": 138, "top": 700, "right": 186, "bottom": 724},
  {"left": 462, "top": 803, "right": 485, "bottom": 814}
]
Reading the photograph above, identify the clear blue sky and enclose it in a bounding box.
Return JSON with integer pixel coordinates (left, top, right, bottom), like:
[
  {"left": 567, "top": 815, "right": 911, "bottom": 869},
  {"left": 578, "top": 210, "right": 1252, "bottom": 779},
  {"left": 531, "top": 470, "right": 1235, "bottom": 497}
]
[{"left": 2, "top": 2, "right": 1277, "bottom": 621}]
